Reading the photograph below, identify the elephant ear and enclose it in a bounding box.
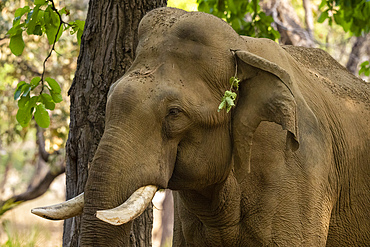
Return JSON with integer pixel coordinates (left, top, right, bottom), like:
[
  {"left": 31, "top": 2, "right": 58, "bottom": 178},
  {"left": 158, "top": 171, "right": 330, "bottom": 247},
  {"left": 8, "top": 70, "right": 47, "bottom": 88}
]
[{"left": 232, "top": 50, "right": 299, "bottom": 182}]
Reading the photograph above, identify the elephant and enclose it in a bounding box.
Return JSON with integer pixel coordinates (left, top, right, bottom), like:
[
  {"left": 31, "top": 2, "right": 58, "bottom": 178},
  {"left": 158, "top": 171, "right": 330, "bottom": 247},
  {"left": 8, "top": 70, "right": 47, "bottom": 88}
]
[{"left": 32, "top": 7, "right": 370, "bottom": 246}]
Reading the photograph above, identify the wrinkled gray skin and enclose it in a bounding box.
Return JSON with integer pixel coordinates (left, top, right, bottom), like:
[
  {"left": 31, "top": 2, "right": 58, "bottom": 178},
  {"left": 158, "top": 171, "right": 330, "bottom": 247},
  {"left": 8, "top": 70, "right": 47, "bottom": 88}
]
[{"left": 81, "top": 7, "right": 370, "bottom": 246}]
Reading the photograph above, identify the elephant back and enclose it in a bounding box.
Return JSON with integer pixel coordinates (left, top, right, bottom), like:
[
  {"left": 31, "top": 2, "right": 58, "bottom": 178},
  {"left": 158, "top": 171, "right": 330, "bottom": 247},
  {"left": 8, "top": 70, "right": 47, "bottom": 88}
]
[{"left": 282, "top": 45, "right": 370, "bottom": 108}]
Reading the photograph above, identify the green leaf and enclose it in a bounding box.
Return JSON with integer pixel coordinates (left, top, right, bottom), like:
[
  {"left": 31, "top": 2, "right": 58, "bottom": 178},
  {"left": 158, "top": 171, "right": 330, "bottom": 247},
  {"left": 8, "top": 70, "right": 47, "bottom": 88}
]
[
  {"left": 59, "top": 7, "right": 68, "bottom": 16},
  {"left": 22, "top": 84, "right": 32, "bottom": 97},
  {"left": 44, "top": 6, "right": 62, "bottom": 44},
  {"left": 37, "top": 9, "right": 45, "bottom": 25},
  {"left": 9, "top": 33, "right": 25, "bottom": 56},
  {"left": 218, "top": 90, "right": 237, "bottom": 113},
  {"left": 34, "top": 0, "right": 47, "bottom": 5},
  {"left": 318, "top": 10, "right": 329, "bottom": 23},
  {"left": 7, "top": 25, "right": 22, "bottom": 36},
  {"left": 218, "top": 99, "right": 226, "bottom": 112},
  {"left": 229, "top": 76, "right": 240, "bottom": 90},
  {"left": 74, "top": 20, "right": 85, "bottom": 45},
  {"left": 75, "top": 20, "right": 85, "bottom": 30},
  {"left": 18, "top": 95, "right": 30, "bottom": 108},
  {"left": 16, "top": 105, "right": 33, "bottom": 127},
  {"left": 34, "top": 104, "right": 50, "bottom": 128},
  {"left": 29, "top": 95, "right": 39, "bottom": 107},
  {"left": 16, "top": 80, "right": 26, "bottom": 89},
  {"left": 226, "top": 96, "right": 235, "bottom": 105},
  {"left": 30, "top": 77, "right": 41, "bottom": 88},
  {"left": 26, "top": 5, "right": 40, "bottom": 35},
  {"left": 77, "top": 29, "right": 83, "bottom": 45},
  {"left": 14, "top": 81, "right": 26, "bottom": 100},
  {"left": 224, "top": 90, "right": 237, "bottom": 99},
  {"left": 41, "top": 93, "right": 53, "bottom": 102},
  {"left": 51, "top": 91, "right": 63, "bottom": 103},
  {"left": 41, "top": 93, "right": 56, "bottom": 110},
  {"left": 15, "top": 6, "right": 31, "bottom": 18},
  {"left": 33, "top": 25, "right": 43, "bottom": 36},
  {"left": 14, "top": 83, "right": 31, "bottom": 99},
  {"left": 45, "top": 77, "right": 61, "bottom": 93},
  {"left": 26, "top": 10, "right": 32, "bottom": 24},
  {"left": 16, "top": 95, "right": 39, "bottom": 127},
  {"left": 359, "top": 61, "right": 370, "bottom": 76},
  {"left": 319, "top": 0, "right": 327, "bottom": 10}
]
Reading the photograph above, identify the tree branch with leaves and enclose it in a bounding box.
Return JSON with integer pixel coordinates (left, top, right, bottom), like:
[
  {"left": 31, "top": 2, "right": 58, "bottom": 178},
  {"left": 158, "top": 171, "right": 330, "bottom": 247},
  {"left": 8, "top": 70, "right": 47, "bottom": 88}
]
[{"left": 7, "top": 0, "right": 84, "bottom": 128}]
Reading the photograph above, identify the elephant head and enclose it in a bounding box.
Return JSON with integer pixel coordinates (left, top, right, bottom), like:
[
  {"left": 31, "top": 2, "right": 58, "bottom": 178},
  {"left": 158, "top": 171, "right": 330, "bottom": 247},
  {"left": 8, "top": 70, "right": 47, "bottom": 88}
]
[{"left": 32, "top": 7, "right": 326, "bottom": 246}]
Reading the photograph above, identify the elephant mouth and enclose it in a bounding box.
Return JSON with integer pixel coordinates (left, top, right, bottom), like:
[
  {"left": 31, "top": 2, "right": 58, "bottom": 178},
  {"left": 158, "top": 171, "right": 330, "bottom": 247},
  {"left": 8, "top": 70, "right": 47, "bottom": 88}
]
[{"left": 31, "top": 185, "right": 158, "bottom": 226}]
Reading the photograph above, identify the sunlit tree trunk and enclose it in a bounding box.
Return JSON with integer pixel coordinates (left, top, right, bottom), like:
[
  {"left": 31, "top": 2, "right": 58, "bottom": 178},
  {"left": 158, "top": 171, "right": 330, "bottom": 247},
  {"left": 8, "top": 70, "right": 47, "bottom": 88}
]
[
  {"left": 160, "top": 190, "right": 174, "bottom": 246},
  {"left": 302, "top": 0, "right": 314, "bottom": 39},
  {"left": 63, "top": 1, "right": 166, "bottom": 246}
]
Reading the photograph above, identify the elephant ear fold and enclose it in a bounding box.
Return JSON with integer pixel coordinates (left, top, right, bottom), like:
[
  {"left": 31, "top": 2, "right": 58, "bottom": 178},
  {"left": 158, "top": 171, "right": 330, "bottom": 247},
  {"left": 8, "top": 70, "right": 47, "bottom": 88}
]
[{"left": 232, "top": 50, "right": 299, "bottom": 181}]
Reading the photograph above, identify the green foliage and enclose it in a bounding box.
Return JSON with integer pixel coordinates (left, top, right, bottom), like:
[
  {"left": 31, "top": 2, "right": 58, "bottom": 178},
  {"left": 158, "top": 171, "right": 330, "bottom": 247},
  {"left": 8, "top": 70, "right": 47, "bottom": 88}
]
[
  {"left": 218, "top": 76, "right": 240, "bottom": 112},
  {"left": 7, "top": 1, "right": 84, "bottom": 55},
  {"left": 218, "top": 90, "right": 237, "bottom": 112},
  {"left": 7, "top": 0, "right": 85, "bottom": 128},
  {"left": 13, "top": 76, "right": 61, "bottom": 128},
  {"left": 197, "top": 0, "right": 280, "bottom": 40},
  {"left": 318, "top": 0, "right": 370, "bottom": 36},
  {"left": 359, "top": 61, "right": 370, "bottom": 77}
]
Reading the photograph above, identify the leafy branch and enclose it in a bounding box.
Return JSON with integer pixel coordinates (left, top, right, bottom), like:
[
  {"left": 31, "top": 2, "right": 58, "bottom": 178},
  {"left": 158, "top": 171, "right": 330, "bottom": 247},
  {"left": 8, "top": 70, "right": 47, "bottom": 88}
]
[
  {"left": 7, "top": 0, "right": 85, "bottom": 128},
  {"left": 359, "top": 61, "right": 370, "bottom": 77},
  {"left": 318, "top": 0, "right": 370, "bottom": 36},
  {"left": 197, "top": 0, "right": 280, "bottom": 40},
  {"left": 218, "top": 50, "right": 240, "bottom": 113}
]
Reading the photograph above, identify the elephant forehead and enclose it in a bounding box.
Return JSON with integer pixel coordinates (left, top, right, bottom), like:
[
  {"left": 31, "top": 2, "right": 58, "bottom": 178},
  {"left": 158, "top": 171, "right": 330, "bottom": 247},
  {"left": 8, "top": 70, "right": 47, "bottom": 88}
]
[
  {"left": 137, "top": 10, "right": 237, "bottom": 58},
  {"left": 107, "top": 74, "right": 218, "bottom": 123},
  {"left": 139, "top": 8, "right": 236, "bottom": 46}
]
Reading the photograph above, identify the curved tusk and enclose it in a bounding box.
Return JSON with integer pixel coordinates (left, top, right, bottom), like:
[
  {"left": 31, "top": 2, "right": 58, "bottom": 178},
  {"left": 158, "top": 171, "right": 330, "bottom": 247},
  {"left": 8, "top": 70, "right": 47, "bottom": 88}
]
[
  {"left": 96, "top": 185, "right": 158, "bottom": 226},
  {"left": 31, "top": 193, "right": 84, "bottom": 220}
]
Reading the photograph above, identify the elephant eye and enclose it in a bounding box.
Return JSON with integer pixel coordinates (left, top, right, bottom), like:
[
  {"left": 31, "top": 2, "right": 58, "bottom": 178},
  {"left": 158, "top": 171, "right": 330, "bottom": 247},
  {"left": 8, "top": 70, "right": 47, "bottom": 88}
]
[{"left": 168, "top": 108, "right": 181, "bottom": 116}]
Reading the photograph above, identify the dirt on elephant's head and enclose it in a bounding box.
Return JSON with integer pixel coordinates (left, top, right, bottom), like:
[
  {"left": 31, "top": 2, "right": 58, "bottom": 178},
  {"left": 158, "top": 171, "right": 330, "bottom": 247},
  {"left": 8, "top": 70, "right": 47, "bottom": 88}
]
[{"left": 283, "top": 45, "right": 370, "bottom": 107}]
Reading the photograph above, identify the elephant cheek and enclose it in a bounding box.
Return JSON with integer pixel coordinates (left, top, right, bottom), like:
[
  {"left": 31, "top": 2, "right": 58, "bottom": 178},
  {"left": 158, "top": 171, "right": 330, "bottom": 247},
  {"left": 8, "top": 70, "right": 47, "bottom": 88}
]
[{"left": 168, "top": 138, "right": 233, "bottom": 190}]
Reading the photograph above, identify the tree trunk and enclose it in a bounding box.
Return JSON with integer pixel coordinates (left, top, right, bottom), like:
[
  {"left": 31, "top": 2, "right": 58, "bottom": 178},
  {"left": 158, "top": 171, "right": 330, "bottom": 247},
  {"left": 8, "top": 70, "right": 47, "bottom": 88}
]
[
  {"left": 346, "top": 36, "right": 366, "bottom": 74},
  {"left": 63, "top": 1, "right": 166, "bottom": 246},
  {"left": 160, "top": 190, "right": 174, "bottom": 246},
  {"left": 302, "top": 0, "right": 314, "bottom": 39},
  {"left": 262, "top": 0, "right": 315, "bottom": 47}
]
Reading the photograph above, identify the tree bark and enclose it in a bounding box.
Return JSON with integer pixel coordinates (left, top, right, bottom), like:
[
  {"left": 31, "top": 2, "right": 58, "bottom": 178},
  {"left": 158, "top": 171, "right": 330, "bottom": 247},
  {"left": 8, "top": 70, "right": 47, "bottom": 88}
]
[
  {"left": 346, "top": 36, "right": 366, "bottom": 74},
  {"left": 63, "top": 1, "right": 166, "bottom": 246},
  {"left": 262, "top": 0, "right": 316, "bottom": 47},
  {"left": 302, "top": 0, "right": 314, "bottom": 39}
]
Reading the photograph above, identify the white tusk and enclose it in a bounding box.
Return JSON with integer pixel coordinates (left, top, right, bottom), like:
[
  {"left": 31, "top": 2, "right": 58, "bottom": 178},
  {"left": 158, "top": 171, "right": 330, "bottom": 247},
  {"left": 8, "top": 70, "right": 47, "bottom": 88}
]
[
  {"left": 96, "top": 185, "right": 158, "bottom": 226},
  {"left": 31, "top": 193, "right": 84, "bottom": 220}
]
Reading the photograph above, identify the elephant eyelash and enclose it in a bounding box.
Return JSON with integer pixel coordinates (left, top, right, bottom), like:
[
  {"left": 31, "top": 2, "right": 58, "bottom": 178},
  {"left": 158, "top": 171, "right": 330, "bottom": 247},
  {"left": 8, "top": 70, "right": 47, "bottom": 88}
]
[{"left": 167, "top": 108, "right": 182, "bottom": 116}]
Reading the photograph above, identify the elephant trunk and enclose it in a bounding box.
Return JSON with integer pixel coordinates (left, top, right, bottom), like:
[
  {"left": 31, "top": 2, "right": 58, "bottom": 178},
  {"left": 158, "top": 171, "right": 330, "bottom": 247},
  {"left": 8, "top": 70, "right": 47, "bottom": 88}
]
[
  {"left": 79, "top": 130, "right": 158, "bottom": 245},
  {"left": 32, "top": 122, "right": 173, "bottom": 246}
]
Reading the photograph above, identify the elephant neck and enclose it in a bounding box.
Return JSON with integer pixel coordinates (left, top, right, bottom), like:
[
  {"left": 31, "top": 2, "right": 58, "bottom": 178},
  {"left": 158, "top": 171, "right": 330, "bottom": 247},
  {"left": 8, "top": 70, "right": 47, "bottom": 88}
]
[{"left": 177, "top": 174, "right": 242, "bottom": 245}]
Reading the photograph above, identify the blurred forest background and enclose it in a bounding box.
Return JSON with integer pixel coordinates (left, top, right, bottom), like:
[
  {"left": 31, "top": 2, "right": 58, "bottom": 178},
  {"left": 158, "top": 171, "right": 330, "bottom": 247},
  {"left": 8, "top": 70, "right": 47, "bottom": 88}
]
[{"left": 0, "top": 0, "right": 369, "bottom": 246}]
